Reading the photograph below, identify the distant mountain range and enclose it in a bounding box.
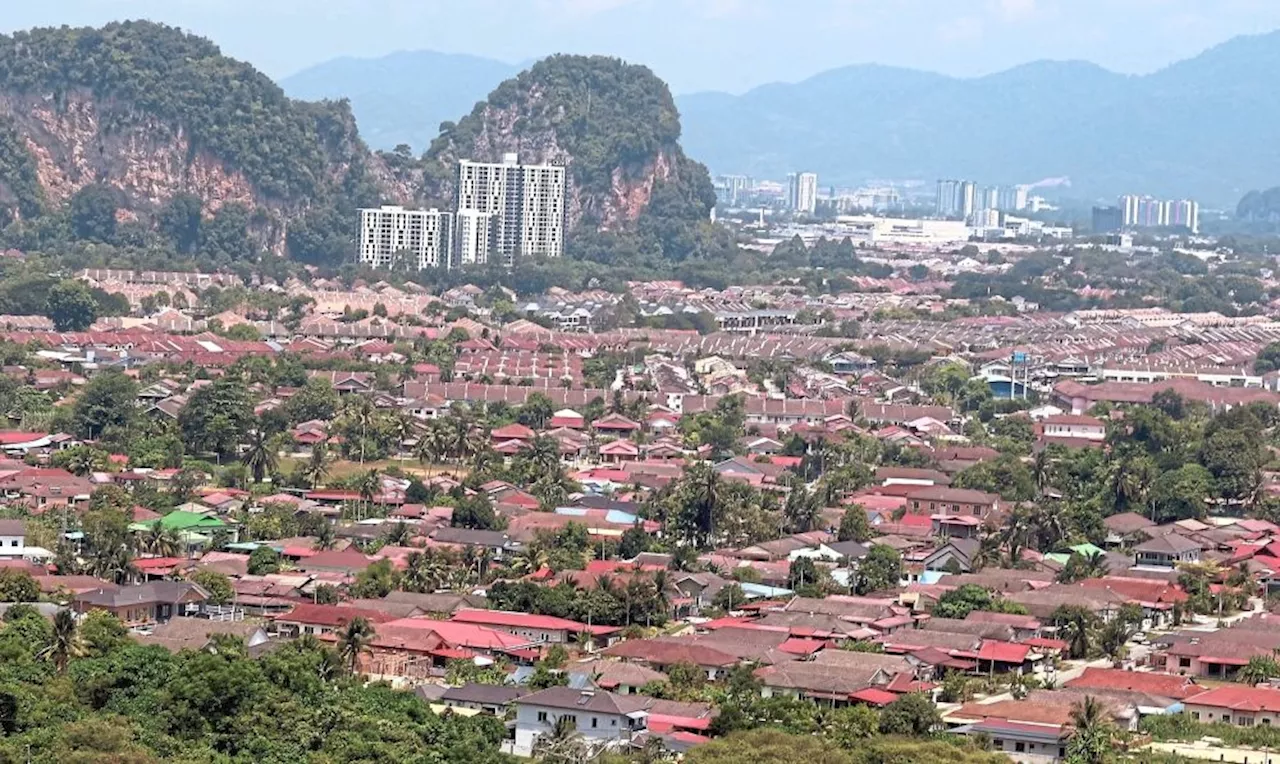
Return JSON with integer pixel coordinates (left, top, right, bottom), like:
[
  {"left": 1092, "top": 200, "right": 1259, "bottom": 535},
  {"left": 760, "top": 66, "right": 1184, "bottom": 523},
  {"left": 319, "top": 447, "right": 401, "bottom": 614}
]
[
  {"left": 281, "top": 51, "right": 519, "bottom": 152},
  {"left": 288, "top": 33, "right": 1280, "bottom": 207}
]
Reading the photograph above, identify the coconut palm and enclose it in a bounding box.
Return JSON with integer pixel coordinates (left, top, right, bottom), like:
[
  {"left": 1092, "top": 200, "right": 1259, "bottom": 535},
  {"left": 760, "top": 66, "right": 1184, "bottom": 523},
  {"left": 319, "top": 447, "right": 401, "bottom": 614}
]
[
  {"left": 383, "top": 521, "right": 413, "bottom": 546},
  {"left": 241, "top": 429, "right": 279, "bottom": 484},
  {"left": 1238, "top": 655, "right": 1280, "bottom": 686},
  {"left": 41, "top": 609, "right": 85, "bottom": 674},
  {"left": 314, "top": 521, "right": 337, "bottom": 551},
  {"left": 1066, "top": 696, "right": 1113, "bottom": 764},
  {"left": 337, "top": 616, "right": 375, "bottom": 677},
  {"left": 356, "top": 469, "right": 381, "bottom": 519},
  {"left": 414, "top": 423, "right": 445, "bottom": 479},
  {"left": 300, "top": 442, "right": 331, "bottom": 489},
  {"left": 1052, "top": 605, "right": 1098, "bottom": 660}
]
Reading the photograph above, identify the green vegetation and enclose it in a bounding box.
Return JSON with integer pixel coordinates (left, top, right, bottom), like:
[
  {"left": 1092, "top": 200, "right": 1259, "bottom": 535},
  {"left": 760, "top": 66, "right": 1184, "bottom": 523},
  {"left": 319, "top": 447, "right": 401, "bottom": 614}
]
[
  {"left": 0, "top": 606, "right": 510, "bottom": 762},
  {"left": 0, "top": 21, "right": 381, "bottom": 266}
]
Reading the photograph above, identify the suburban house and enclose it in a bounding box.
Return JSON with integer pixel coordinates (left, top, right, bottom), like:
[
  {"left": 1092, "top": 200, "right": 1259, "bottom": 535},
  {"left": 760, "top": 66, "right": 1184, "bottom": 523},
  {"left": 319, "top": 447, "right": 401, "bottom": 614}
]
[
  {"left": 906, "top": 487, "right": 1000, "bottom": 518},
  {"left": 451, "top": 609, "right": 615, "bottom": 645},
  {"left": 0, "top": 519, "right": 25, "bottom": 557},
  {"left": 1102, "top": 513, "right": 1156, "bottom": 546},
  {"left": 72, "top": 582, "right": 210, "bottom": 628},
  {"left": 1184, "top": 686, "right": 1280, "bottom": 727},
  {"left": 1039, "top": 414, "right": 1106, "bottom": 443},
  {"left": 1132, "top": 535, "right": 1201, "bottom": 569},
  {"left": 440, "top": 684, "right": 528, "bottom": 715},
  {"left": 511, "top": 687, "right": 713, "bottom": 757},
  {"left": 923, "top": 539, "right": 981, "bottom": 573}
]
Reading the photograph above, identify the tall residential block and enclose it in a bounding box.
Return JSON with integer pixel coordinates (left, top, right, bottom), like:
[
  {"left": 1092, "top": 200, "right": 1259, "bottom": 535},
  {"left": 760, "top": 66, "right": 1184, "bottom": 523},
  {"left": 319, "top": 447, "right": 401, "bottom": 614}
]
[
  {"left": 358, "top": 206, "right": 453, "bottom": 270},
  {"left": 935, "top": 179, "right": 976, "bottom": 219},
  {"left": 457, "top": 153, "right": 566, "bottom": 267},
  {"left": 788, "top": 172, "right": 819, "bottom": 215}
]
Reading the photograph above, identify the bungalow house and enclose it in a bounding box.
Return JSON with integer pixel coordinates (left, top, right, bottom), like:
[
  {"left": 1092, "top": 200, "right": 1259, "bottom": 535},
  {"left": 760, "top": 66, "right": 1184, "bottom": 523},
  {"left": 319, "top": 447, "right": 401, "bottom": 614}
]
[
  {"left": 1184, "top": 685, "right": 1280, "bottom": 727},
  {"left": 1039, "top": 414, "right": 1106, "bottom": 443},
  {"left": 451, "top": 609, "right": 616, "bottom": 646},
  {"left": 593, "top": 414, "right": 642, "bottom": 438},
  {"left": 923, "top": 538, "right": 981, "bottom": 573},
  {"left": 73, "top": 581, "right": 210, "bottom": 628},
  {"left": 549, "top": 409, "right": 586, "bottom": 430},
  {"left": 1133, "top": 534, "right": 1201, "bottom": 569},
  {"left": 568, "top": 659, "right": 670, "bottom": 695},
  {"left": 440, "top": 684, "right": 528, "bottom": 715},
  {"left": 754, "top": 650, "right": 911, "bottom": 705},
  {"left": 511, "top": 687, "right": 714, "bottom": 758},
  {"left": 273, "top": 603, "right": 394, "bottom": 638},
  {"left": 603, "top": 638, "right": 739, "bottom": 681},
  {"left": 906, "top": 487, "right": 1000, "bottom": 519},
  {"left": 1103, "top": 512, "right": 1156, "bottom": 546},
  {"left": 1160, "top": 629, "right": 1280, "bottom": 679}
]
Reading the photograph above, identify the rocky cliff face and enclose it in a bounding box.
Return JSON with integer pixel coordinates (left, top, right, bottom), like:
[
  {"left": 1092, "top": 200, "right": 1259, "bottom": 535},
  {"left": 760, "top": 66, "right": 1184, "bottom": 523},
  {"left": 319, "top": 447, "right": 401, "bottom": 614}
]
[{"left": 1, "top": 89, "right": 260, "bottom": 208}]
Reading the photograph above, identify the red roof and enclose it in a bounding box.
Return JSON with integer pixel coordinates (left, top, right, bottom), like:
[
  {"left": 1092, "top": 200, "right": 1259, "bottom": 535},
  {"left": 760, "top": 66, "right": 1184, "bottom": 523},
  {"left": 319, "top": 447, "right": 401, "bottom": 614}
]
[
  {"left": 0, "top": 431, "right": 48, "bottom": 445},
  {"left": 1066, "top": 667, "right": 1200, "bottom": 699},
  {"left": 1186, "top": 685, "right": 1280, "bottom": 713},
  {"left": 451, "top": 608, "right": 589, "bottom": 633},
  {"left": 491, "top": 423, "right": 535, "bottom": 440},
  {"left": 777, "top": 637, "right": 829, "bottom": 656},
  {"left": 133, "top": 557, "right": 185, "bottom": 571},
  {"left": 848, "top": 688, "right": 900, "bottom": 706},
  {"left": 977, "top": 640, "right": 1030, "bottom": 664}
]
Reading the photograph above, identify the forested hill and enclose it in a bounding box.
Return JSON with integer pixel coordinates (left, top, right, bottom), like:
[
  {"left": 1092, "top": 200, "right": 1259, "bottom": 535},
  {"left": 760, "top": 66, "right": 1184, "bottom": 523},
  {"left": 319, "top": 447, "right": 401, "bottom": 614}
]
[
  {"left": 383, "top": 54, "right": 730, "bottom": 269},
  {"left": 0, "top": 21, "right": 396, "bottom": 266}
]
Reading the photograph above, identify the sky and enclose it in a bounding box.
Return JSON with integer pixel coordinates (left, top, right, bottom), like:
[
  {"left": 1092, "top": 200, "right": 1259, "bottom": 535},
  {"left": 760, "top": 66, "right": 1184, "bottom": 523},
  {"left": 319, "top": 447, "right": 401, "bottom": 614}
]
[{"left": 5, "top": 0, "right": 1280, "bottom": 93}]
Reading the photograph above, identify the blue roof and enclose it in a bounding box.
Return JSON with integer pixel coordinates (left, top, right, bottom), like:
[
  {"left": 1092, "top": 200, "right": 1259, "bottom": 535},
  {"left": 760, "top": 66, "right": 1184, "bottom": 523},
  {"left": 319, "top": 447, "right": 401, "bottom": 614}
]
[
  {"left": 740, "top": 583, "right": 794, "bottom": 599},
  {"left": 554, "top": 507, "right": 640, "bottom": 525}
]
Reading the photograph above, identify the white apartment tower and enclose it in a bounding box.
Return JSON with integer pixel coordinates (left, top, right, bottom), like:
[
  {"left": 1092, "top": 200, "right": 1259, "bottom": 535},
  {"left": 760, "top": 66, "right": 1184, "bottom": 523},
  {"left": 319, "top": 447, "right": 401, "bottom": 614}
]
[
  {"left": 358, "top": 206, "right": 453, "bottom": 270},
  {"left": 935, "top": 179, "right": 976, "bottom": 219},
  {"left": 457, "top": 153, "right": 566, "bottom": 267},
  {"left": 788, "top": 172, "right": 819, "bottom": 215},
  {"left": 454, "top": 209, "right": 495, "bottom": 267}
]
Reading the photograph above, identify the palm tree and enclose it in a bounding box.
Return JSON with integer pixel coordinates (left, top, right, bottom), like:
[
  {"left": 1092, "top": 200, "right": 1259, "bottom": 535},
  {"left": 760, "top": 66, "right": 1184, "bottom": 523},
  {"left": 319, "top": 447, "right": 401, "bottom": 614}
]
[
  {"left": 241, "top": 429, "right": 279, "bottom": 484},
  {"left": 300, "top": 442, "right": 331, "bottom": 490},
  {"left": 356, "top": 469, "right": 381, "bottom": 520},
  {"left": 383, "top": 521, "right": 412, "bottom": 546},
  {"left": 521, "top": 435, "right": 562, "bottom": 477},
  {"left": 41, "top": 610, "right": 84, "bottom": 674},
  {"left": 341, "top": 396, "right": 379, "bottom": 464},
  {"left": 414, "top": 422, "right": 444, "bottom": 479},
  {"left": 1053, "top": 605, "right": 1097, "bottom": 660},
  {"left": 337, "top": 616, "right": 375, "bottom": 677},
  {"left": 1066, "top": 696, "right": 1113, "bottom": 764},
  {"left": 315, "top": 521, "right": 337, "bottom": 551}
]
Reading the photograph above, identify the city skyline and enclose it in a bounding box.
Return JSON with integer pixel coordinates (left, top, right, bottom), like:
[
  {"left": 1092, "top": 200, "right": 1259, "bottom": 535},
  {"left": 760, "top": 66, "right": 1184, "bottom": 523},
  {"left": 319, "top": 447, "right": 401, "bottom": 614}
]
[{"left": 5, "top": 1, "right": 1280, "bottom": 95}]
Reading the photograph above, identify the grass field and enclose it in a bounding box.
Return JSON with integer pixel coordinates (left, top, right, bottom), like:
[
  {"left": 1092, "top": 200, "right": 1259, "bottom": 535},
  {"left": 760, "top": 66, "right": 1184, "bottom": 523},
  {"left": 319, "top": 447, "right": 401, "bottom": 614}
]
[{"left": 276, "top": 456, "right": 468, "bottom": 483}]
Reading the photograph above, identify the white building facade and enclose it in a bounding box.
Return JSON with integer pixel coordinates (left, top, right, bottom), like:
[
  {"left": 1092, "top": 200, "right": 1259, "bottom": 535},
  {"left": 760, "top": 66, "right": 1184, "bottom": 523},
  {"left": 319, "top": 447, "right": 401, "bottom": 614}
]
[{"left": 358, "top": 206, "right": 454, "bottom": 270}]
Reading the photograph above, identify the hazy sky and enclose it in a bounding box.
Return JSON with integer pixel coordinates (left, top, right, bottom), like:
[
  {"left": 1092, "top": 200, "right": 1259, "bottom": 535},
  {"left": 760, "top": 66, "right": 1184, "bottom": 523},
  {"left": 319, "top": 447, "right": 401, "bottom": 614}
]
[{"left": 6, "top": 0, "right": 1280, "bottom": 93}]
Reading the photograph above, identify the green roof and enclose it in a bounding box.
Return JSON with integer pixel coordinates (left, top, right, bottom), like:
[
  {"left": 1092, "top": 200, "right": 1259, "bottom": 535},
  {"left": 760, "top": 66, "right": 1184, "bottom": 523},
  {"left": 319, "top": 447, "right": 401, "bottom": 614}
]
[
  {"left": 158, "top": 510, "right": 226, "bottom": 531},
  {"left": 1068, "top": 543, "right": 1105, "bottom": 557}
]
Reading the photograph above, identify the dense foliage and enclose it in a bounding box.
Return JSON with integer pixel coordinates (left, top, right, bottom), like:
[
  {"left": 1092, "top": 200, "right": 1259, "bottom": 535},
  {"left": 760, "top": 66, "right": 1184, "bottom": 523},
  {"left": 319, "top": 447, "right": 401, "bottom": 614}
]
[
  {"left": 0, "top": 21, "right": 382, "bottom": 266},
  {"left": 0, "top": 609, "right": 511, "bottom": 763}
]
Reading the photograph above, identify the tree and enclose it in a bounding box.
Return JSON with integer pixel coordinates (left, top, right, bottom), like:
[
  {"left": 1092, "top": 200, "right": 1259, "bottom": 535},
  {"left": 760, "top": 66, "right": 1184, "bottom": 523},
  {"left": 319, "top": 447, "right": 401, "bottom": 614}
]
[
  {"left": 1066, "top": 696, "right": 1113, "bottom": 764},
  {"left": 79, "top": 610, "right": 128, "bottom": 657},
  {"left": 878, "top": 692, "right": 941, "bottom": 735},
  {"left": 685, "top": 729, "right": 855, "bottom": 764},
  {"left": 1057, "top": 551, "right": 1110, "bottom": 584},
  {"left": 69, "top": 183, "right": 118, "bottom": 242},
  {"left": 837, "top": 506, "right": 871, "bottom": 543},
  {"left": 1256, "top": 342, "right": 1280, "bottom": 374},
  {"left": 158, "top": 192, "right": 204, "bottom": 253},
  {"left": 45, "top": 279, "right": 98, "bottom": 331},
  {"left": 1149, "top": 464, "right": 1213, "bottom": 523},
  {"left": 713, "top": 583, "right": 747, "bottom": 611},
  {"left": 1239, "top": 655, "right": 1280, "bottom": 686},
  {"left": 299, "top": 442, "right": 331, "bottom": 490},
  {"left": 854, "top": 544, "right": 903, "bottom": 595},
  {"left": 190, "top": 570, "right": 233, "bottom": 605},
  {"left": 241, "top": 429, "right": 280, "bottom": 484},
  {"left": 933, "top": 584, "right": 1027, "bottom": 619},
  {"left": 41, "top": 609, "right": 84, "bottom": 674},
  {"left": 1052, "top": 605, "right": 1099, "bottom": 660},
  {"left": 179, "top": 376, "right": 254, "bottom": 459},
  {"left": 517, "top": 392, "right": 554, "bottom": 430},
  {"left": 618, "top": 523, "right": 650, "bottom": 560},
  {"left": 70, "top": 371, "right": 139, "bottom": 441},
  {"left": 0, "top": 569, "right": 38, "bottom": 602},
  {"left": 247, "top": 546, "right": 281, "bottom": 575},
  {"left": 337, "top": 616, "right": 375, "bottom": 676}
]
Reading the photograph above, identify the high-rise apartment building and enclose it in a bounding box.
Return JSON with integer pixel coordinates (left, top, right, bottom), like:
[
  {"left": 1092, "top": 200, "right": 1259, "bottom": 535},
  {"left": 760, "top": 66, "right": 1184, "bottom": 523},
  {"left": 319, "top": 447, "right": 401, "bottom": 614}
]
[
  {"left": 457, "top": 153, "right": 566, "bottom": 267},
  {"left": 935, "top": 179, "right": 976, "bottom": 219},
  {"left": 454, "top": 209, "right": 495, "bottom": 267},
  {"left": 788, "top": 172, "right": 819, "bottom": 215},
  {"left": 995, "top": 185, "right": 1029, "bottom": 212},
  {"left": 1166, "top": 200, "right": 1200, "bottom": 234},
  {"left": 358, "top": 206, "right": 453, "bottom": 270}
]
